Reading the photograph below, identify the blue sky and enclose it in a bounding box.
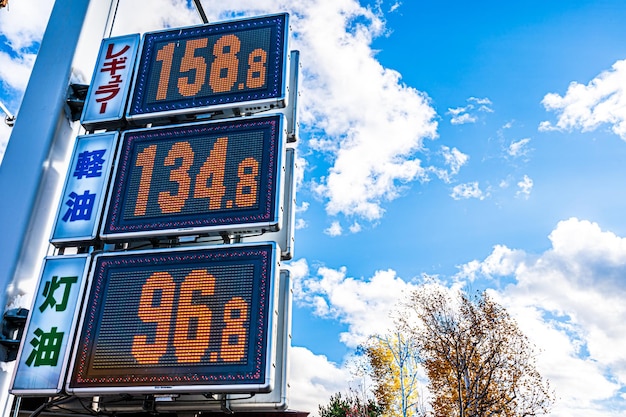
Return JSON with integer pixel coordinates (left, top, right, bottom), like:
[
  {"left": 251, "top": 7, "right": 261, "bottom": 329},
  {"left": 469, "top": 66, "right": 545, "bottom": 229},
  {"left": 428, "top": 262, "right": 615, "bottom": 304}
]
[{"left": 2, "top": 0, "right": 626, "bottom": 416}]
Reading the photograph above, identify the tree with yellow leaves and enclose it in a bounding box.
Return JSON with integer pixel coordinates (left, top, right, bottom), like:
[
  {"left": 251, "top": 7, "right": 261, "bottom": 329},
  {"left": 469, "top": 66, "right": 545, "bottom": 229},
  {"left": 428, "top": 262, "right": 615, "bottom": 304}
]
[
  {"left": 402, "top": 285, "right": 554, "bottom": 417},
  {"left": 362, "top": 332, "right": 423, "bottom": 417}
]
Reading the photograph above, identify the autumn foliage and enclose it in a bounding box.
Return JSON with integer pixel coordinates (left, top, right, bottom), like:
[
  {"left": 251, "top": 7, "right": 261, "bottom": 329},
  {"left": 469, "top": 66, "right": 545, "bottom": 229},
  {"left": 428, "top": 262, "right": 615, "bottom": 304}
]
[
  {"left": 319, "top": 285, "right": 554, "bottom": 417},
  {"left": 364, "top": 334, "right": 421, "bottom": 417},
  {"left": 403, "top": 286, "right": 554, "bottom": 417}
]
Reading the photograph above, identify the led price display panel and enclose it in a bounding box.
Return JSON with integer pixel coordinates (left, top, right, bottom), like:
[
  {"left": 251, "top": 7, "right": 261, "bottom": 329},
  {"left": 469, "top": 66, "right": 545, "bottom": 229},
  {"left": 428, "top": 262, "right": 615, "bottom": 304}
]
[
  {"left": 67, "top": 243, "right": 278, "bottom": 394},
  {"left": 127, "top": 13, "right": 288, "bottom": 123},
  {"left": 101, "top": 115, "right": 284, "bottom": 240}
]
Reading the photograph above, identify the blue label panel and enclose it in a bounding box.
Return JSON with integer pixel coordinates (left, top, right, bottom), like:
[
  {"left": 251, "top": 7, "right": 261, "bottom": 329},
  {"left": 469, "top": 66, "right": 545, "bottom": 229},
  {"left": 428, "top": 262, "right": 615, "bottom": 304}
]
[
  {"left": 51, "top": 133, "right": 117, "bottom": 245},
  {"left": 69, "top": 244, "right": 275, "bottom": 392},
  {"left": 128, "top": 14, "right": 287, "bottom": 119},
  {"left": 11, "top": 255, "right": 90, "bottom": 395},
  {"left": 102, "top": 115, "right": 282, "bottom": 238},
  {"left": 81, "top": 34, "right": 140, "bottom": 130}
]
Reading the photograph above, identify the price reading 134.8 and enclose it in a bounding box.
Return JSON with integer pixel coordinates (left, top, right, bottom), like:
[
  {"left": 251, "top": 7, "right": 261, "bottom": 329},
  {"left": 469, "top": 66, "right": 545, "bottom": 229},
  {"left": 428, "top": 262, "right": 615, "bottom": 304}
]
[
  {"left": 102, "top": 115, "right": 283, "bottom": 240},
  {"left": 128, "top": 13, "right": 288, "bottom": 121},
  {"left": 132, "top": 135, "right": 259, "bottom": 216}
]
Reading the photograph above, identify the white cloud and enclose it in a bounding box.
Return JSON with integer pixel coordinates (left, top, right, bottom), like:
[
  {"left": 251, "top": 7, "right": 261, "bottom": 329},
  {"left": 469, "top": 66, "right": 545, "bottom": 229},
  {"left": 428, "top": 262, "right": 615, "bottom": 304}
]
[
  {"left": 428, "top": 146, "right": 469, "bottom": 183},
  {"left": 516, "top": 174, "right": 533, "bottom": 198},
  {"left": 0, "top": 0, "right": 53, "bottom": 52},
  {"left": 295, "top": 218, "right": 308, "bottom": 230},
  {"left": 450, "top": 181, "right": 485, "bottom": 200},
  {"left": 0, "top": 51, "right": 36, "bottom": 94},
  {"left": 541, "top": 59, "right": 626, "bottom": 140},
  {"left": 296, "top": 265, "right": 415, "bottom": 347},
  {"left": 442, "top": 146, "right": 468, "bottom": 177},
  {"left": 455, "top": 244, "right": 525, "bottom": 282},
  {"left": 348, "top": 221, "right": 361, "bottom": 233},
  {"left": 288, "top": 346, "right": 353, "bottom": 415},
  {"left": 389, "top": 2, "right": 402, "bottom": 13},
  {"left": 296, "top": 201, "right": 310, "bottom": 213},
  {"left": 457, "top": 218, "right": 626, "bottom": 417},
  {"left": 508, "top": 137, "right": 531, "bottom": 158},
  {"left": 448, "top": 97, "right": 493, "bottom": 124},
  {"left": 109, "top": 0, "right": 198, "bottom": 36},
  {"left": 295, "top": 202, "right": 309, "bottom": 229},
  {"left": 290, "top": 218, "right": 626, "bottom": 416},
  {"left": 294, "top": 153, "right": 307, "bottom": 189},
  {"left": 447, "top": 106, "right": 468, "bottom": 116},
  {"left": 468, "top": 96, "right": 493, "bottom": 106},
  {"left": 324, "top": 221, "right": 343, "bottom": 237},
  {"left": 450, "top": 112, "right": 477, "bottom": 125}
]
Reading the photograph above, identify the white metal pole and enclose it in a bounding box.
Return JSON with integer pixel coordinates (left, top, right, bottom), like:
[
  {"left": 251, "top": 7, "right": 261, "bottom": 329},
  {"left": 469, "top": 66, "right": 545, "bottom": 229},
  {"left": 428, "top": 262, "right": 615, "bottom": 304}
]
[{"left": 0, "top": 0, "right": 109, "bottom": 415}]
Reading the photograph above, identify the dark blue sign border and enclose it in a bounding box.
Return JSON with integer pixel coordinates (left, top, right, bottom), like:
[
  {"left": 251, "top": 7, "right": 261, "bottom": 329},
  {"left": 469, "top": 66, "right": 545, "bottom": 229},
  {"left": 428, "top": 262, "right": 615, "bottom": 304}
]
[
  {"left": 102, "top": 115, "right": 282, "bottom": 239},
  {"left": 69, "top": 244, "right": 274, "bottom": 391},
  {"left": 128, "top": 14, "right": 287, "bottom": 119}
]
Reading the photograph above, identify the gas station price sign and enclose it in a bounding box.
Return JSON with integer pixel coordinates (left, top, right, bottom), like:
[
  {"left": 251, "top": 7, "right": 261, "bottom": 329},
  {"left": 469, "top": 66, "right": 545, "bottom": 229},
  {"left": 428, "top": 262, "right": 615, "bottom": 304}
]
[
  {"left": 101, "top": 114, "right": 284, "bottom": 240},
  {"left": 67, "top": 243, "right": 278, "bottom": 394},
  {"left": 127, "top": 13, "right": 288, "bottom": 123}
]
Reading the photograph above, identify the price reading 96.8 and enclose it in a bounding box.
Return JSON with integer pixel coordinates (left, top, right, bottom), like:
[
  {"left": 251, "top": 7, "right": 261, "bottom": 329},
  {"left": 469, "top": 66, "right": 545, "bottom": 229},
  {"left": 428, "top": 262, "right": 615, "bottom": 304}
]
[
  {"left": 68, "top": 245, "right": 275, "bottom": 392},
  {"left": 132, "top": 269, "right": 249, "bottom": 365}
]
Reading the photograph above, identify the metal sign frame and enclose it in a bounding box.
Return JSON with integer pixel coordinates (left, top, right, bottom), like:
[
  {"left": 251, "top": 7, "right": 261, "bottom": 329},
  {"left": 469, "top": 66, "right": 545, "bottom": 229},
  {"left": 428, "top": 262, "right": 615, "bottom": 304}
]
[
  {"left": 66, "top": 243, "right": 279, "bottom": 395},
  {"left": 100, "top": 114, "right": 285, "bottom": 241},
  {"left": 91, "top": 270, "right": 291, "bottom": 413},
  {"left": 243, "top": 147, "right": 295, "bottom": 260},
  {"left": 126, "top": 13, "right": 289, "bottom": 124}
]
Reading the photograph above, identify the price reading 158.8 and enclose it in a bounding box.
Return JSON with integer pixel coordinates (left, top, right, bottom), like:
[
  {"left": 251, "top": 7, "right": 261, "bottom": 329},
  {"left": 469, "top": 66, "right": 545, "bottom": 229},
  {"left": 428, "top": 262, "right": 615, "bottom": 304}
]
[
  {"left": 154, "top": 34, "right": 268, "bottom": 100},
  {"left": 128, "top": 14, "right": 288, "bottom": 120}
]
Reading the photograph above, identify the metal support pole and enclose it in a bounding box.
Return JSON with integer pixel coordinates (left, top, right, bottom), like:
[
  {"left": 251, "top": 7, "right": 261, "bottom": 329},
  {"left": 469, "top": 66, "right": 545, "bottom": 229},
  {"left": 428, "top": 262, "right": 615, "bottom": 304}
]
[
  {"left": 193, "top": 0, "right": 209, "bottom": 23},
  {"left": 0, "top": 1, "right": 108, "bottom": 415}
]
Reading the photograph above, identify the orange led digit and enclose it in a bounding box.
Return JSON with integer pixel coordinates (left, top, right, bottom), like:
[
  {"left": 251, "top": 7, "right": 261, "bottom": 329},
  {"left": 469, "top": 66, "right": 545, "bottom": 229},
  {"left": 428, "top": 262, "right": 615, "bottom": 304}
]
[
  {"left": 131, "top": 272, "right": 176, "bottom": 364},
  {"left": 221, "top": 296, "right": 249, "bottom": 362},
  {"left": 157, "top": 141, "right": 194, "bottom": 214},
  {"left": 155, "top": 43, "right": 175, "bottom": 101},
  {"left": 246, "top": 48, "right": 267, "bottom": 89},
  {"left": 133, "top": 144, "right": 156, "bottom": 216},
  {"left": 172, "top": 270, "right": 214, "bottom": 363},
  {"left": 236, "top": 157, "right": 259, "bottom": 208},
  {"left": 209, "top": 34, "right": 241, "bottom": 93},
  {"left": 178, "top": 38, "right": 208, "bottom": 97},
  {"left": 194, "top": 136, "right": 228, "bottom": 210}
]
